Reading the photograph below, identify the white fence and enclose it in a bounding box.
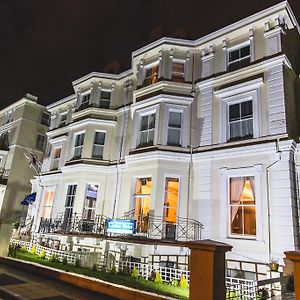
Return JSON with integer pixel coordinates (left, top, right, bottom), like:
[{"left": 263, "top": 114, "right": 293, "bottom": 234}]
[{"left": 11, "top": 239, "right": 261, "bottom": 297}]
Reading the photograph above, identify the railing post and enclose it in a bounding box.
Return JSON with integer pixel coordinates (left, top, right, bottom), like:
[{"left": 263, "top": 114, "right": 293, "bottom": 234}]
[
  {"left": 185, "top": 240, "right": 232, "bottom": 300},
  {"left": 285, "top": 251, "right": 300, "bottom": 299}
]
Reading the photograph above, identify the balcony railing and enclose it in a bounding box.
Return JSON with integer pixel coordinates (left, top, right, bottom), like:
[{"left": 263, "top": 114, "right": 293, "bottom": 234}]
[{"left": 39, "top": 210, "right": 203, "bottom": 242}]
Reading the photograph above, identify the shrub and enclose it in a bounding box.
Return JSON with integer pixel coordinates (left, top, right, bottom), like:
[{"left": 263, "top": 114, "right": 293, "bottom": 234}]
[
  {"left": 8, "top": 245, "right": 17, "bottom": 258},
  {"left": 30, "top": 245, "right": 36, "bottom": 255},
  {"left": 62, "top": 257, "right": 68, "bottom": 265},
  {"left": 131, "top": 267, "right": 139, "bottom": 280},
  {"left": 21, "top": 246, "right": 27, "bottom": 252},
  {"left": 39, "top": 250, "right": 46, "bottom": 259},
  {"left": 154, "top": 272, "right": 163, "bottom": 284},
  {"left": 74, "top": 258, "right": 81, "bottom": 268},
  {"left": 111, "top": 265, "right": 118, "bottom": 275},
  {"left": 179, "top": 275, "right": 189, "bottom": 288},
  {"left": 49, "top": 254, "right": 57, "bottom": 262}
]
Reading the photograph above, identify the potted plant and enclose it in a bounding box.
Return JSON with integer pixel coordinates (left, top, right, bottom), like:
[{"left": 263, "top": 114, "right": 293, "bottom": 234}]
[{"left": 269, "top": 257, "right": 279, "bottom": 271}]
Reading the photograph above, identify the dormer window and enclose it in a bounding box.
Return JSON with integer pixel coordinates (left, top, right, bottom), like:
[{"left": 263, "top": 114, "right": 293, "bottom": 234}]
[
  {"left": 227, "top": 43, "right": 251, "bottom": 72},
  {"left": 59, "top": 112, "right": 67, "bottom": 127},
  {"left": 172, "top": 61, "right": 185, "bottom": 83},
  {"left": 98, "top": 90, "right": 111, "bottom": 109},
  {"left": 41, "top": 112, "right": 51, "bottom": 127},
  {"left": 144, "top": 64, "right": 159, "bottom": 86}
]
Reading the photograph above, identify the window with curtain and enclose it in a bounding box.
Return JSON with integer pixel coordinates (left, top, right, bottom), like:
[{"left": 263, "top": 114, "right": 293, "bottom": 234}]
[
  {"left": 228, "top": 100, "right": 253, "bottom": 141},
  {"left": 73, "top": 133, "right": 85, "bottom": 159},
  {"left": 139, "top": 113, "right": 156, "bottom": 147},
  {"left": 167, "top": 111, "right": 182, "bottom": 146},
  {"left": 92, "top": 132, "right": 105, "bottom": 159},
  {"left": 144, "top": 65, "right": 159, "bottom": 85},
  {"left": 229, "top": 176, "right": 256, "bottom": 236}
]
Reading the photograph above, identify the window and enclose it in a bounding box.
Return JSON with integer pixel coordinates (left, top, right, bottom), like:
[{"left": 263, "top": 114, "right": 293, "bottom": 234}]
[
  {"left": 41, "top": 112, "right": 51, "bottom": 126},
  {"left": 41, "top": 191, "right": 54, "bottom": 219},
  {"left": 228, "top": 43, "right": 251, "bottom": 71},
  {"left": 163, "top": 178, "right": 179, "bottom": 240},
  {"left": 172, "top": 61, "right": 185, "bottom": 83},
  {"left": 139, "top": 113, "right": 155, "bottom": 147},
  {"left": 64, "top": 185, "right": 77, "bottom": 230},
  {"left": 36, "top": 134, "right": 46, "bottom": 151},
  {"left": 82, "top": 184, "right": 98, "bottom": 232},
  {"left": 229, "top": 176, "right": 256, "bottom": 236},
  {"left": 79, "top": 92, "right": 91, "bottom": 110},
  {"left": 51, "top": 147, "right": 61, "bottom": 170},
  {"left": 134, "top": 178, "right": 151, "bottom": 233},
  {"left": 228, "top": 100, "right": 253, "bottom": 141},
  {"left": 167, "top": 111, "right": 182, "bottom": 146},
  {"left": 144, "top": 64, "right": 159, "bottom": 86},
  {"left": 59, "top": 113, "right": 67, "bottom": 127},
  {"left": 73, "top": 133, "right": 85, "bottom": 159},
  {"left": 98, "top": 90, "right": 111, "bottom": 109},
  {"left": 92, "top": 132, "right": 105, "bottom": 159}
]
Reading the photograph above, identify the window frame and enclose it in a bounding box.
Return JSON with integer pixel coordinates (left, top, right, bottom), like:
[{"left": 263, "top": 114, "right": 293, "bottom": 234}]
[
  {"left": 41, "top": 112, "right": 51, "bottom": 127},
  {"left": 92, "top": 131, "right": 105, "bottom": 159},
  {"left": 167, "top": 109, "right": 183, "bottom": 146},
  {"left": 171, "top": 59, "right": 185, "bottom": 83},
  {"left": 59, "top": 112, "right": 67, "bottom": 127},
  {"left": 98, "top": 89, "right": 111, "bottom": 109},
  {"left": 144, "top": 61, "right": 159, "bottom": 86},
  {"left": 80, "top": 90, "right": 91, "bottom": 110},
  {"left": 73, "top": 131, "right": 85, "bottom": 160},
  {"left": 227, "top": 41, "right": 251, "bottom": 71},
  {"left": 36, "top": 134, "right": 46, "bottom": 151}
]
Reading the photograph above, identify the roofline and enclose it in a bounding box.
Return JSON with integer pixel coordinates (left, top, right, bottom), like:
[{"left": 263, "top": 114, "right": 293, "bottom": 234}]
[
  {"left": 72, "top": 69, "right": 133, "bottom": 87},
  {"left": 132, "top": 1, "right": 299, "bottom": 58},
  {"left": 46, "top": 94, "right": 76, "bottom": 110}
]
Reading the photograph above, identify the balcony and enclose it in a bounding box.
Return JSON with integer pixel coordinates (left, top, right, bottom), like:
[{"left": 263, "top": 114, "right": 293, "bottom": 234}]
[{"left": 38, "top": 210, "right": 203, "bottom": 242}]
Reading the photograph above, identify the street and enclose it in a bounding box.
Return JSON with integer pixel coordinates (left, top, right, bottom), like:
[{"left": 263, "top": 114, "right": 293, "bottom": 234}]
[{"left": 0, "top": 261, "right": 117, "bottom": 300}]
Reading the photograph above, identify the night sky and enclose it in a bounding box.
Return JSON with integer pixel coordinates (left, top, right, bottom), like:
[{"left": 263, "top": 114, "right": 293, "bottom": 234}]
[{"left": 0, "top": 0, "right": 299, "bottom": 109}]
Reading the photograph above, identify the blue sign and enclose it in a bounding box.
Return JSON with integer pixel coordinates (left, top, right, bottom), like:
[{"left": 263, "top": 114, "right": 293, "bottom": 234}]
[{"left": 107, "top": 219, "right": 136, "bottom": 234}]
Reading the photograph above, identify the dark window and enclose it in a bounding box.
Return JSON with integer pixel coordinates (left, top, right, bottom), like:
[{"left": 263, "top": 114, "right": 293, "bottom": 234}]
[
  {"left": 41, "top": 112, "right": 51, "bottom": 126},
  {"left": 139, "top": 113, "right": 155, "bottom": 147},
  {"left": 36, "top": 134, "right": 46, "bottom": 151},
  {"left": 99, "top": 91, "right": 111, "bottom": 109},
  {"left": 228, "top": 45, "right": 251, "bottom": 71},
  {"left": 92, "top": 132, "right": 105, "bottom": 159}
]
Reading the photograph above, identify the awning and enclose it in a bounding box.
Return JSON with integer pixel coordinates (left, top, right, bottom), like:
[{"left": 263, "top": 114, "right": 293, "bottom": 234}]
[{"left": 21, "top": 192, "right": 37, "bottom": 206}]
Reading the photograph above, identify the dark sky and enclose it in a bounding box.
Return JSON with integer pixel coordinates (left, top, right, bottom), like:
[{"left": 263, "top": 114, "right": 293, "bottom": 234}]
[{"left": 0, "top": 0, "right": 299, "bottom": 109}]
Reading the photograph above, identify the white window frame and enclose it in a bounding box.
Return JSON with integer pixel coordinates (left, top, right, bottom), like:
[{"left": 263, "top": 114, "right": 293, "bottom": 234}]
[
  {"left": 219, "top": 165, "right": 262, "bottom": 241},
  {"left": 59, "top": 112, "right": 67, "bottom": 127},
  {"left": 135, "top": 105, "right": 159, "bottom": 148},
  {"left": 227, "top": 41, "right": 252, "bottom": 70},
  {"left": 36, "top": 134, "right": 46, "bottom": 151},
  {"left": 98, "top": 89, "right": 111, "bottom": 109},
  {"left": 92, "top": 130, "right": 105, "bottom": 159},
  {"left": 167, "top": 109, "right": 183, "bottom": 146},
  {"left": 216, "top": 78, "right": 262, "bottom": 143},
  {"left": 82, "top": 183, "right": 99, "bottom": 221},
  {"left": 163, "top": 174, "right": 181, "bottom": 220},
  {"left": 51, "top": 146, "right": 62, "bottom": 170},
  {"left": 80, "top": 90, "right": 91, "bottom": 109},
  {"left": 73, "top": 131, "right": 85, "bottom": 159},
  {"left": 144, "top": 61, "right": 159, "bottom": 85}
]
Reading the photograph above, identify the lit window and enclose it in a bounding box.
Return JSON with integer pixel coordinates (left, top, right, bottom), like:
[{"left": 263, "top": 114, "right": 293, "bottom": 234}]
[
  {"left": 51, "top": 147, "right": 61, "bottom": 170},
  {"left": 64, "top": 185, "right": 77, "bottom": 230},
  {"left": 36, "top": 134, "right": 46, "bottom": 151},
  {"left": 134, "top": 178, "right": 151, "bottom": 233},
  {"left": 144, "top": 65, "right": 159, "bottom": 85},
  {"left": 41, "top": 191, "right": 54, "bottom": 219},
  {"left": 82, "top": 184, "right": 98, "bottom": 232},
  {"left": 138, "top": 113, "right": 156, "bottom": 147},
  {"left": 167, "top": 111, "right": 182, "bottom": 146},
  {"left": 73, "top": 133, "right": 85, "bottom": 159},
  {"left": 228, "top": 44, "right": 251, "bottom": 71},
  {"left": 92, "top": 132, "right": 105, "bottom": 159},
  {"left": 98, "top": 90, "right": 111, "bottom": 109},
  {"left": 228, "top": 100, "right": 253, "bottom": 141},
  {"left": 164, "top": 178, "right": 179, "bottom": 240},
  {"left": 229, "top": 177, "right": 256, "bottom": 236},
  {"left": 172, "top": 62, "right": 185, "bottom": 83}
]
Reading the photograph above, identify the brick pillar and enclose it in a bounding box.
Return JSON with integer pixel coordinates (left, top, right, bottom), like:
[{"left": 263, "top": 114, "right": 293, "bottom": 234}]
[
  {"left": 186, "top": 240, "right": 232, "bottom": 300},
  {"left": 285, "top": 251, "right": 300, "bottom": 299}
]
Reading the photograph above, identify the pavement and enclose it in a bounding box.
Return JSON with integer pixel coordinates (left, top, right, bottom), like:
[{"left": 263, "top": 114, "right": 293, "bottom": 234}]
[{"left": 0, "top": 261, "right": 117, "bottom": 300}]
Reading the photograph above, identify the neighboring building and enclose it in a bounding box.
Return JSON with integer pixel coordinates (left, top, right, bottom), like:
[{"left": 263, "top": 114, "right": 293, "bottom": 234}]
[
  {"left": 27, "top": 2, "right": 300, "bottom": 279},
  {"left": 0, "top": 94, "right": 50, "bottom": 256}
]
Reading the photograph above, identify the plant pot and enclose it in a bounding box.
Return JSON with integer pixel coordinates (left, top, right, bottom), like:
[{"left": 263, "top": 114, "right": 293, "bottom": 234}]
[{"left": 269, "top": 262, "right": 279, "bottom": 271}]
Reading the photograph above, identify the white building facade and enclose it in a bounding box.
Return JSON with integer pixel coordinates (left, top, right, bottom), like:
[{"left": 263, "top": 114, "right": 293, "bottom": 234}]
[{"left": 27, "top": 2, "right": 300, "bottom": 277}]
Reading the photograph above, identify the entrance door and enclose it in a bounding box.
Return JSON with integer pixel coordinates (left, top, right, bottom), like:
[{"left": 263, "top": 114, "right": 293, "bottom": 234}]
[
  {"left": 163, "top": 178, "right": 179, "bottom": 240},
  {"left": 134, "top": 178, "right": 151, "bottom": 233}
]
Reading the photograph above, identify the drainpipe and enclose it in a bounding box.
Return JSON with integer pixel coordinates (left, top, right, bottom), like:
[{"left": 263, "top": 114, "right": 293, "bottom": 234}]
[{"left": 266, "top": 139, "right": 281, "bottom": 263}]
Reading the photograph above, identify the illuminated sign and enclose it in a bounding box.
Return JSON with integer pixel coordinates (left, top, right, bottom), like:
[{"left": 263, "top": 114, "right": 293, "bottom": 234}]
[{"left": 107, "top": 219, "right": 136, "bottom": 234}]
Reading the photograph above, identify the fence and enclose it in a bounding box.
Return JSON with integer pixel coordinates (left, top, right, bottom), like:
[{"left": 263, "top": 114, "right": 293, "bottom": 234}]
[{"left": 226, "top": 277, "right": 257, "bottom": 299}]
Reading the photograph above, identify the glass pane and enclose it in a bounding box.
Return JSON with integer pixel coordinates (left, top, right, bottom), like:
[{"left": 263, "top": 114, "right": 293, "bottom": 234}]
[
  {"left": 92, "top": 145, "right": 103, "bottom": 159},
  {"left": 164, "top": 178, "right": 179, "bottom": 223},
  {"left": 148, "top": 113, "right": 155, "bottom": 129},
  {"left": 241, "top": 45, "right": 250, "bottom": 57},
  {"left": 244, "top": 206, "right": 256, "bottom": 235},
  {"left": 167, "top": 128, "right": 181, "bottom": 146},
  {"left": 169, "top": 112, "right": 181, "bottom": 128},
  {"left": 241, "top": 119, "right": 253, "bottom": 138},
  {"left": 94, "top": 132, "right": 105, "bottom": 145},
  {"left": 229, "top": 103, "right": 240, "bottom": 121},
  {"left": 240, "top": 178, "right": 255, "bottom": 204},
  {"left": 172, "top": 63, "right": 184, "bottom": 73},
  {"left": 241, "top": 101, "right": 253, "bottom": 118},
  {"left": 148, "top": 129, "right": 154, "bottom": 144},
  {"left": 230, "top": 122, "right": 241, "bottom": 140},
  {"left": 231, "top": 206, "right": 243, "bottom": 234},
  {"left": 229, "top": 49, "right": 239, "bottom": 62},
  {"left": 141, "top": 115, "right": 148, "bottom": 131},
  {"left": 139, "top": 131, "right": 148, "bottom": 146},
  {"left": 99, "top": 99, "right": 110, "bottom": 109},
  {"left": 101, "top": 91, "right": 111, "bottom": 100}
]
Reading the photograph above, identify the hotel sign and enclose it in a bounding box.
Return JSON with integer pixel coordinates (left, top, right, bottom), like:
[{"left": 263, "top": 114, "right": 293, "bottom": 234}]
[{"left": 106, "top": 219, "right": 136, "bottom": 234}]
